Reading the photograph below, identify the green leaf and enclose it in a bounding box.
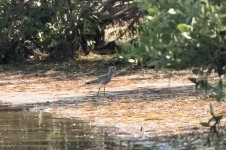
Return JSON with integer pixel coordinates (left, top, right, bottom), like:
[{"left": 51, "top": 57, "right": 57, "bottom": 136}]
[
  {"left": 209, "top": 103, "right": 215, "bottom": 117},
  {"left": 192, "top": 68, "right": 203, "bottom": 75},
  {"left": 215, "top": 79, "right": 225, "bottom": 101},
  {"left": 220, "top": 14, "right": 226, "bottom": 18},
  {"left": 188, "top": 77, "right": 197, "bottom": 84},
  {"left": 200, "top": 122, "right": 209, "bottom": 127},
  {"left": 216, "top": 90, "right": 224, "bottom": 101},
  {"left": 147, "top": 7, "right": 158, "bottom": 14},
  {"left": 147, "top": 60, "right": 160, "bottom": 67},
  {"left": 99, "top": 14, "right": 111, "bottom": 20},
  {"left": 177, "top": 24, "right": 193, "bottom": 32},
  {"left": 208, "top": 117, "right": 216, "bottom": 126},
  {"left": 216, "top": 78, "right": 223, "bottom": 90}
]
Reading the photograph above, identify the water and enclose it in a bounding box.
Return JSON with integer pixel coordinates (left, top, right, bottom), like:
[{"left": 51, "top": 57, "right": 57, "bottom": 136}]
[
  {"left": 0, "top": 102, "right": 225, "bottom": 150},
  {"left": 0, "top": 106, "right": 122, "bottom": 150},
  {"left": 0, "top": 106, "right": 179, "bottom": 150}
]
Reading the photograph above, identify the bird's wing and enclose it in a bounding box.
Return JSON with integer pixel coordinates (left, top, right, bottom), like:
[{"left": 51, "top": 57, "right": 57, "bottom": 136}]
[{"left": 85, "top": 73, "right": 108, "bottom": 84}]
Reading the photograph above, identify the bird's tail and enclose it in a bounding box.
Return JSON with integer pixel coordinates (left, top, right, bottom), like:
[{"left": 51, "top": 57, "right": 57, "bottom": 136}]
[
  {"left": 85, "top": 80, "right": 99, "bottom": 84},
  {"left": 79, "top": 79, "right": 98, "bottom": 87}
]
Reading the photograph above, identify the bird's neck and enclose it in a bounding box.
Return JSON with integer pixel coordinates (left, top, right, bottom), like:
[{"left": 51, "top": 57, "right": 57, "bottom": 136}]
[{"left": 107, "top": 71, "right": 114, "bottom": 76}]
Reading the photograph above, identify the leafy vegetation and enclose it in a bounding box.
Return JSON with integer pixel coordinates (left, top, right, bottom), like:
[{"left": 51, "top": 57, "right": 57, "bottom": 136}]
[
  {"left": 0, "top": 0, "right": 139, "bottom": 62},
  {"left": 0, "top": 1, "right": 225, "bottom": 149},
  {"left": 0, "top": 0, "right": 225, "bottom": 100},
  {"left": 200, "top": 103, "right": 225, "bottom": 146},
  {"left": 188, "top": 69, "right": 225, "bottom": 101},
  {"left": 120, "top": 0, "right": 226, "bottom": 100},
  {"left": 122, "top": 0, "right": 226, "bottom": 72}
]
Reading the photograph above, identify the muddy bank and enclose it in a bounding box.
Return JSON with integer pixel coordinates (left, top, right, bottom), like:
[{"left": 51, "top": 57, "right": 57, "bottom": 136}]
[{"left": 0, "top": 65, "right": 225, "bottom": 149}]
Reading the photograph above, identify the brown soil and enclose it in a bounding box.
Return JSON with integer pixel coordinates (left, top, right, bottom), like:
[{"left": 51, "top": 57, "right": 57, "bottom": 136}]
[{"left": 0, "top": 57, "right": 225, "bottom": 148}]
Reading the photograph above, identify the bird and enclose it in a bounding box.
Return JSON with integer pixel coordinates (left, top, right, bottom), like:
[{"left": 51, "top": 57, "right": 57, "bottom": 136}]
[{"left": 85, "top": 66, "right": 116, "bottom": 96}]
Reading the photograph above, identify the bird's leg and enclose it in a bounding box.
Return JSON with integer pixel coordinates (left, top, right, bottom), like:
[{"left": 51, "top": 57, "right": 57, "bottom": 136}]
[
  {"left": 97, "top": 85, "right": 103, "bottom": 96},
  {"left": 104, "top": 86, "right": 105, "bottom": 96}
]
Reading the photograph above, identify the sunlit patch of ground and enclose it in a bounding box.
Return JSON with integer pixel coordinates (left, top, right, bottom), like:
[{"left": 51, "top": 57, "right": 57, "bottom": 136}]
[
  {"left": 0, "top": 61, "right": 225, "bottom": 149},
  {"left": 50, "top": 98, "right": 225, "bottom": 137}
]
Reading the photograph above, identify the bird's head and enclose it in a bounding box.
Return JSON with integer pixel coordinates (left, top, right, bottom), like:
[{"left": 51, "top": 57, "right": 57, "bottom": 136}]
[{"left": 108, "top": 66, "right": 116, "bottom": 73}]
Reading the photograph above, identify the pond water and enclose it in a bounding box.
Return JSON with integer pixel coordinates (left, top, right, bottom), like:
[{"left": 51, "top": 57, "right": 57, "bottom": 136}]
[
  {"left": 0, "top": 104, "right": 124, "bottom": 150},
  {"left": 0, "top": 102, "right": 225, "bottom": 150}
]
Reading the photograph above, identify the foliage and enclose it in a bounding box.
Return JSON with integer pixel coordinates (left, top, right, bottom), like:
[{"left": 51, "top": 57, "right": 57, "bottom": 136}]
[
  {"left": 188, "top": 68, "right": 225, "bottom": 101},
  {"left": 0, "top": 0, "right": 67, "bottom": 62},
  {"left": 121, "top": 0, "right": 226, "bottom": 72},
  {"left": 200, "top": 103, "right": 225, "bottom": 146},
  {"left": 0, "top": 0, "right": 139, "bottom": 62},
  {"left": 120, "top": 0, "right": 226, "bottom": 100}
]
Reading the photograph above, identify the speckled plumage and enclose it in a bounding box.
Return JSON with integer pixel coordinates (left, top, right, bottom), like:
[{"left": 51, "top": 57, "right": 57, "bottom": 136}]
[{"left": 86, "top": 66, "right": 116, "bottom": 96}]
